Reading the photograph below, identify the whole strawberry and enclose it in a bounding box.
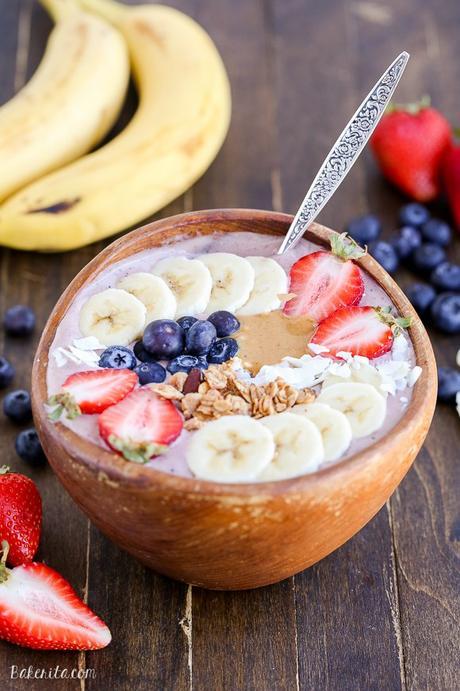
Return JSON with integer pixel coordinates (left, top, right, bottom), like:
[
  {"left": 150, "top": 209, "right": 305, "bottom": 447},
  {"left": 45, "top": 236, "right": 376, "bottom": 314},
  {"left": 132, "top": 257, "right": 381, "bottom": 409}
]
[
  {"left": 0, "top": 467, "right": 42, "bottom": 566},
  {"left": 442, "top": 144, "right": 460, "bottom": 231},
  {"left": 371, "top": 97, "right": 452, "bottom": 202}
]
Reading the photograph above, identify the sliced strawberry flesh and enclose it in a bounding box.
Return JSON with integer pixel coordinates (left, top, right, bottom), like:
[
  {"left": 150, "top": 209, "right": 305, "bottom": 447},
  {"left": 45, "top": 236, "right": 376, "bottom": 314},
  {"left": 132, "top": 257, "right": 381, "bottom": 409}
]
[
  {"left": 99, "top": 387, "right": 183, "bottom": 459},
  {"left": 0, "top": 562, "right": 111, "bottom": 650},
  {"left": 311, "top": 306, "right": 394, "bottom": 359},
  {"left": 283, "top": 251, "right": 364, "bottom": 322},
  {"left": 62, "top": 368, "right": 138, "bottom": 415}
]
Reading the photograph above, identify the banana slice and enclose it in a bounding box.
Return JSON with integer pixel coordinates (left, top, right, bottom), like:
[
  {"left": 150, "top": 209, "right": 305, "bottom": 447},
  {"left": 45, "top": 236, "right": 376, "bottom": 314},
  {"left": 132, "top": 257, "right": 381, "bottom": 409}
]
[
  {"left": 152, "top": 257, "right": 212, "bottom": 317},
  {"left": 200, "top": 253, "right": 255, "bottom": 313},
  {"left": 317, "top": 383, "right": 386, "bottom": 439},
  {"left": 322, "top": 360, "right": 386, "bottom": 396},
  {"left": 259, "top": 412, "right": 324, "bottom": 481},
  {"left": 117, "top": 272, "right": 176, "bottom": 326},
  {"left": 237, "top": 257, "right": 288, "bottom": 315},
  {"left": 186, "top": 415, "right": 274, "bottom": 483},
  {"left": 79, "top": 288, "right": 146, "bottom": 347},
  {"left": 292, "top": 402, "right": 352, "bottom": 462}
]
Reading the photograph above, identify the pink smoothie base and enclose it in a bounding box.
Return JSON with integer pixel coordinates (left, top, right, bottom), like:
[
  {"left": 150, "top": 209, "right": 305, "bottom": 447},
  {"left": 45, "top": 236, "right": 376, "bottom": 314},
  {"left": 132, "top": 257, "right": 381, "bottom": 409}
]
[{"left": 46, "top": 232, "right": 416, "bottom": 479}]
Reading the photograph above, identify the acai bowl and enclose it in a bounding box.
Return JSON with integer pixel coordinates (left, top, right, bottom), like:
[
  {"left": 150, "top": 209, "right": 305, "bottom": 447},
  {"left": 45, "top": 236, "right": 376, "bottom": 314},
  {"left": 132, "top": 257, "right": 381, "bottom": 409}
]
[{"left": 32, "top": 210, "right": 437, "bottom": 589}]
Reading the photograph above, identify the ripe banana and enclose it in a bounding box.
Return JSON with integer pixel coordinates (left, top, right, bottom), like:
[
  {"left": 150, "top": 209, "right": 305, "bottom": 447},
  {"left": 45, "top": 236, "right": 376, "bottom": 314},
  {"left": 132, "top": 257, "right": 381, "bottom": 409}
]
[
  {"left": 186, "top": 416, "right": 275, "bottom": 483},
  {"left": 152, "top": 257, "right": 213, "bottom": 318},
  {"left": 200, "top": 254, "right": 256, "bottom": 313},
  {"left": 292, "top": 402, "right": 352, "bottom": 462},
  {"left": 79, "top": 288, "right": 146, "bottom": 346},
  {"left": 237, "top": 257, "right": 288, "bottom": 316},
  {"left": 0, "top": 0, "right": 129, "bottom": 203},
  {"left": 117, "top": 272, "right": 177, "bottom": 325},
  {"left": 317, "top": 382, "right": 387, "bottom": 439},
  {"left": 259, "top": 413, "right": 324, "bottom": 480},
  {"left": 0, "top": 0, "right": 231, "bottom": 251}
]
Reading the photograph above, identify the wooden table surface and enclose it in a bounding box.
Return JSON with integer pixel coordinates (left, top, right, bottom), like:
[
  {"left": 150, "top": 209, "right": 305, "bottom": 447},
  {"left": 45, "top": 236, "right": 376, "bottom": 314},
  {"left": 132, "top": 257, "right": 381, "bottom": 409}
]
[{"left": 1, "top": 1, "right": 459, "bottom": 689}]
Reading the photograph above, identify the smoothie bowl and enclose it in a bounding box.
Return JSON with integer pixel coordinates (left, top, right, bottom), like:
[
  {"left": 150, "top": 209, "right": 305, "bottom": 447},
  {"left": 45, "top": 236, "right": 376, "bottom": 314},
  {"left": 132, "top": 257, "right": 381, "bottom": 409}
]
[{"left": 32, "top": 209, "right": 437, "bottom": 589}]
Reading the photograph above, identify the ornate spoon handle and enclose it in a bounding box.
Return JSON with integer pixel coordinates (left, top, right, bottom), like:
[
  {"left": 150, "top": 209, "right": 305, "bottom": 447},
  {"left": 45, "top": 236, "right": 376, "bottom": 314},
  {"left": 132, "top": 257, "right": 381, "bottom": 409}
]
[{"left": 278, "top": 51, "right": 410, "bottom": 254}]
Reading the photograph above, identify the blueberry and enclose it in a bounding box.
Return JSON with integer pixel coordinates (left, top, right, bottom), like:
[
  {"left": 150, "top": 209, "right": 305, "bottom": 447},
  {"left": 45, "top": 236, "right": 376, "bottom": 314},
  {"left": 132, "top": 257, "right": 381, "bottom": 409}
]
[
  {"left": 437, "top": 367, "right": 460, "bottom": 404},
  {"left": 430, "top": 262, "right": 460, "bottom": 292},
  {"left": 345, "top": 214, "right": 381, "bottom": 245},
  {"left": 3, "top": 389, "right": 32, "bottom": 424},
  {"left": 133, "top": 340, "right": 158, "bottom": 363},
  {"left": 134, "top": 362, "right": 166, "bottom": 385},
  {"left": 0, "top": 357, "right": 15, "bottom": 389},
  {"left": 207, "top": 337, "right": 239, "bottom": 364},
  {"left": 15, "top": 428, "right": 46, "bottom": 466},
  {"left": 421, "top": 218, "right": 452, "bottom": 247},
  {"left": 369, "top": 241, "right": 399, "bottom": 274},
  {"left": 99, "top": 345, "right": 136, "bottom": 370},
  {"left": 430, "top": 293, "right": 460, "bottom": 334},
  {"left": 391, "top": 226, "right": 422, "bottom": 259},
  {"left": 207, "top": 311, "right": 240, "bottom": 337},
  {"left": 3, "top": 305, "right": 36, "bottom": 337},
  {"left": 399, "top": 203, "right": 430, "bottom": 227},
  {"left": 412, "top": 243, "right": 446, "bottom": 274},
  {"left": 185, "top": 320, "right": 216, "bottom": 355},
  {"left": 404, "top": 283, "right": 436, "bottom": 315},
  {"left": 143, "top": 319, "right": 184, "bottom": 359},
  {"left": 168, "top": 354, "right": 208, "bottom": 374},
  {"left": 177, "top": 316, "right": 198, "bottom": 332}
]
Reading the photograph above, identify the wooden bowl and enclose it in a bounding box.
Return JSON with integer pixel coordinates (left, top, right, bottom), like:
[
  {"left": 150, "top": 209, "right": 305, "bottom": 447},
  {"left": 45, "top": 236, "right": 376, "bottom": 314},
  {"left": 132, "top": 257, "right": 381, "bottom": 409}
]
[{"left": 32, "top": 210, "right": 437, "bottom": 590}]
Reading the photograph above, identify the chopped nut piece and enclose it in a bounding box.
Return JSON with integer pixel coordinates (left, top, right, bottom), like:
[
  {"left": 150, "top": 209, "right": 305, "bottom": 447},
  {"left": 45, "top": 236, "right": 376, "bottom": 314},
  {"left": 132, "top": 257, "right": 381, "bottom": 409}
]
[
  {"left": 149, "top": 383, "right": 184, "bottom": 400},
  {"left": 183, "top": 368, "right": 203, "bottom": 394},
  {"left": 168, "top": 371, "right": 188, "bottom": 392}
]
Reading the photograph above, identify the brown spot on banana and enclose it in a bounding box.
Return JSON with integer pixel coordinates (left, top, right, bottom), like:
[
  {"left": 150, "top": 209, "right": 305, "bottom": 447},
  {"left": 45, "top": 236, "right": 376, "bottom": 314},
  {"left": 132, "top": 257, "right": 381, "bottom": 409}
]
[{"left": 27, "top": 198, "right": 81, "bottom": 214}]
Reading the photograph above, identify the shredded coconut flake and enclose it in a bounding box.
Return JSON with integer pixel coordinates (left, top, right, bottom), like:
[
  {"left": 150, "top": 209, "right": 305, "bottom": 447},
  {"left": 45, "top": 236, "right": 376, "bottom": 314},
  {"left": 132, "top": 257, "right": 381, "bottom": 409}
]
[{"left": 73, "top": 336, "right": 105, "bottom": 351}]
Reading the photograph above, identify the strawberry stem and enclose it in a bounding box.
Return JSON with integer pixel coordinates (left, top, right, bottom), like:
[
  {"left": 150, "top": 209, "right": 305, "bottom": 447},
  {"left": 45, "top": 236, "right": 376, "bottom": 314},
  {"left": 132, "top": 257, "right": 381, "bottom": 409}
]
[
  {"left": 0, "top": 466, "right": 9, "bottom": 476},
  {"left": 330, "top": 232, "right": 367, "bottom": 260},
  {"left": 108, "top": 435, "right": 168, "bottom": 464},
  {"left": 386, "top": 94, "right": 431, "bottom": 115},
  {"left": 374, "top": 307, "right": 413, "bottom": 335},
  {"left": 0, "top": 541, "right": 10, "bottom": 583},
  {"left": 47, "top": 392, "right": 81, "bottom": 420}
]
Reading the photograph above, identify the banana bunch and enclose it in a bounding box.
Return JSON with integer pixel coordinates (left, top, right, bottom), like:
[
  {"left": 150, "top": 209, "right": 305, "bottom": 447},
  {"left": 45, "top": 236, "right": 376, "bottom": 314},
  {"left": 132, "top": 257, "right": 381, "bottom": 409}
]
[
  {"left": 0, "top": 0, "right": 231, "bottom": 251},
  {"left": 0, "top": 0, "right": 129, "bottom": 202}
]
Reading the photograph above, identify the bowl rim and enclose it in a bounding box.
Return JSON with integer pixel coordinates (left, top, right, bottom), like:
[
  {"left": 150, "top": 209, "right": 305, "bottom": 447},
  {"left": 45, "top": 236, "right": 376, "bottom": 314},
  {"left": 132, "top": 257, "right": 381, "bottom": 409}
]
[{"left": 32, "top": 208, "right": 437, "bottom": 497}]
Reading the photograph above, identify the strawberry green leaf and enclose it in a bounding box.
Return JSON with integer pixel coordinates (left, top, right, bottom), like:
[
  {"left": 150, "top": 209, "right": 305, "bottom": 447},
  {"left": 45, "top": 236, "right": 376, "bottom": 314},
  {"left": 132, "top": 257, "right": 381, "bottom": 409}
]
[
  {"left": 47, "top": 393, "right": 81, "bottom": 420},
  {"left": 108, "top": 435, "right": 168, "bottom": 464},
  {"left": 330, "top": 232, "right": 367, "bottom": 261}
]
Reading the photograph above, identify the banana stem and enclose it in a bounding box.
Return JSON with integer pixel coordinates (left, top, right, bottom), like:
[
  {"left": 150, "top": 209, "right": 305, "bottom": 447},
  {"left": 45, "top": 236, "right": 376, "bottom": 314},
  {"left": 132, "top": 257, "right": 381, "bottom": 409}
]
[
  {"left": 39, "top": 0, "right": 80, "bottom": 21},
  {"left": 77, "top": 0, "right": 126, "bottom": 24}
]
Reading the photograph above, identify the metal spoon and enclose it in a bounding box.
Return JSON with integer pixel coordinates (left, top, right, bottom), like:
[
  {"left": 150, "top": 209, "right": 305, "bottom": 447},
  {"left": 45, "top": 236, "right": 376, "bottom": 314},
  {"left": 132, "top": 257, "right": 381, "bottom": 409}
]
[{"left": 278, "top": 51, "right": 410, "bottom": 254}]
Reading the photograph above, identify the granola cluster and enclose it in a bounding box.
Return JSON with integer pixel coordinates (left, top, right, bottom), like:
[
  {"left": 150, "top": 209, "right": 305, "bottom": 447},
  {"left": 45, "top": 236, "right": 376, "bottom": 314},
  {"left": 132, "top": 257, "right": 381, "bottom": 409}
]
[{"left": 149, "top": 360, "right": 315, "bottom": 431}]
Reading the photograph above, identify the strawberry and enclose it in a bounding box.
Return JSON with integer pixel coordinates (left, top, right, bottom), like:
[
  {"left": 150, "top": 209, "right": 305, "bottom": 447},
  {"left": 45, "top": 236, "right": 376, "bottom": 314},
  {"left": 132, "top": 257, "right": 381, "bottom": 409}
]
[
  {"left": 0, "top": 541, "right": 111, "bottom": 650},
  {"left": 370, "top": 97, "right": 452, "bottom": 202},
  {"left": 0, "top": 467, "right": 41, "bottom": 567},
  {"left": 48, "top": 368, "right": 138, "bottom": 419},
  {"left": 99, "top": 387, "right": 183, "bottom": 463},
  {"left": 283, "top": 233, "right": 365, "bottom": 323},
  {"left": 442, "top": 143, "right": 460, "bottom": 231},
  {"left": 310, "top": 306, "right": 412, "bottom": 359}
]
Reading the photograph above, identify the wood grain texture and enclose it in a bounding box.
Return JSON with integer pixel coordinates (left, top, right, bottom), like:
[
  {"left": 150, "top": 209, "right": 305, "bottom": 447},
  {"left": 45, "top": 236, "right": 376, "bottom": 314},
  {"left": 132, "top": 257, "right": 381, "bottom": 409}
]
[{"left": 0, "top": 0, "right": 459, "bottom": 689}]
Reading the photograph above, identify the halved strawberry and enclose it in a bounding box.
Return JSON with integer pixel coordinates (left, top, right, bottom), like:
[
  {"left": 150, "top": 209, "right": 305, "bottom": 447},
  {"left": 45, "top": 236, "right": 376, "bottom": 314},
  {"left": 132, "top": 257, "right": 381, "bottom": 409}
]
[
  {"left": 283, "top": 233, "right": 365, "bottom": 322},
  {"left": 48, "top": 368, "right": 138, "bottom": 419},
  {"left": 310, "top": 306, "right": 412, "bottom": 359},
  {"left": 99, "top": 387, "right": 183, "bottom": 463},
  {"left": 0, "top": 542, "right": 111, "bottom": 651}
]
